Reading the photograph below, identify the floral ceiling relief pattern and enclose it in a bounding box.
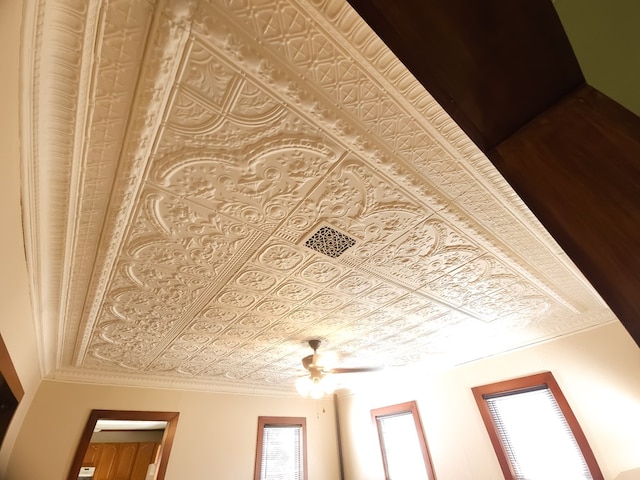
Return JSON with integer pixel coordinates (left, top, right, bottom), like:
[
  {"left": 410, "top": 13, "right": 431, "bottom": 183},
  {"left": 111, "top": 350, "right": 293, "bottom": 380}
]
[{"left": 25, "top": 0, "right": 612, "bottom": 395}]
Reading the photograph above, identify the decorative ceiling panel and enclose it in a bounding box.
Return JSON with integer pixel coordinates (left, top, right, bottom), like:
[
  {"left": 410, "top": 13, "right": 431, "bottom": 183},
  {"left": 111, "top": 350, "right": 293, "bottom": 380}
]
[{"left": 23, "top": 0, "right": 614, "bottom": 395}]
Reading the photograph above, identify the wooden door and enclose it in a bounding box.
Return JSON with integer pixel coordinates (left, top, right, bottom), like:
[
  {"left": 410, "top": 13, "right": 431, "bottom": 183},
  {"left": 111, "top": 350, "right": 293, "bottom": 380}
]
[
  {"left": 112, "top": 443, "right": 138, "bottom": 480},
  {"left": 93, "top": 443, "right": 119, "bottom": 480},
  {"left": 130, "top": 442, "right": 159, "bottom": 480}
]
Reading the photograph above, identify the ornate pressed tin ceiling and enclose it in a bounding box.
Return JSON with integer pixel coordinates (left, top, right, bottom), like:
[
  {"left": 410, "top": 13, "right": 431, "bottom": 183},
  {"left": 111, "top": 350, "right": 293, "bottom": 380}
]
[{"left": 22, "top": 0, "right": 613, "bottom": 395}]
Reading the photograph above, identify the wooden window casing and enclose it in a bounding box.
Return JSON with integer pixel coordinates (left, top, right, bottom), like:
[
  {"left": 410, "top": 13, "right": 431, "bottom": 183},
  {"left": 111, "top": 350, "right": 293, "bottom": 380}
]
[
  {"left": 371, "top": 401, "right": 436, "bottom": 480},
  {"left": 472, "top": 371, "right": 603, "bottom": 480},
  {"left": 254, "top": 416, "right": 308, "bottom": 480}
]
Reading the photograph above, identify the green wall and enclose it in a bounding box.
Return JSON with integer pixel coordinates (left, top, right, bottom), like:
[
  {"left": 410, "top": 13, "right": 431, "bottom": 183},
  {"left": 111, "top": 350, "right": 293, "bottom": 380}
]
[{"left": 554, "top": 0, "right": 640, "bottom": 115}]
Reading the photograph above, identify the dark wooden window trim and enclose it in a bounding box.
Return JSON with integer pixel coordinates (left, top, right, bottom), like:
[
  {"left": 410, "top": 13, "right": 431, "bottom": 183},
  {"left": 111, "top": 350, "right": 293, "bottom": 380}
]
[
  {"left": 254, "top": 416, "right": 308, "bottom": 480},
  {"left": 67, "top": 409, "right": 180, "bottom": 480},
  {"left": 472, "top": 371, "right": 603, "bottom": 480},
  {"left": 371, "top": 401, "right": 436, "bottom": 480}
]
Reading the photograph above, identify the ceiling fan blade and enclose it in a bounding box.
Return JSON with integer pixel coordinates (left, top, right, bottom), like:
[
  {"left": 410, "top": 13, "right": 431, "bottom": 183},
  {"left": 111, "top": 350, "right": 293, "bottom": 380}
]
[{"left": 330, "top": 366, "right": 383, "bottom": 374}]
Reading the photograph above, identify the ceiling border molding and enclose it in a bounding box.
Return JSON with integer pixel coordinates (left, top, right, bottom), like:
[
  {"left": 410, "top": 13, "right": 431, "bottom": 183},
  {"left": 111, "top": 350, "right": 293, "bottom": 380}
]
[
  {"left": 21, "top": 0, "right": 110, "bottom": 376},
  {"left": 50, "top": 365, "right": 299, "bottom": 397},
  {"left": 70, "top": 0, "right": 198, "bottom": 367}
]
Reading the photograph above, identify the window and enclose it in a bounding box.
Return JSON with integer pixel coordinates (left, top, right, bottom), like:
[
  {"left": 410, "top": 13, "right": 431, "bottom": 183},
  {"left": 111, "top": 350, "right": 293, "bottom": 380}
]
[
  {"left": 371, "top": 401, "right": 436, "bottom": 480},
  {"left": 254, "top": 416, "right": 307, "bottom": 480},
  {"left": 472, "top": 372, "right": 603, "bottom": 480}
]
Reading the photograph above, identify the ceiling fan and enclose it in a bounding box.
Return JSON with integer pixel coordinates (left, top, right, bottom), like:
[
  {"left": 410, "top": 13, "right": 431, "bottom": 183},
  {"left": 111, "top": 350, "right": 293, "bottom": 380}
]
[{"left": 296, "top": 339, "right": 383, "bottom": 398}]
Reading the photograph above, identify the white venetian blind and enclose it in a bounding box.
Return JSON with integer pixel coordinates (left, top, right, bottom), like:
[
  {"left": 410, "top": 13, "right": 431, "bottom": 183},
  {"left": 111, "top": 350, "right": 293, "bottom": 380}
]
[
  {"left": 377, "top": 412, "right": 429, "bottom": 480},
  {"left": 485, "top": 385, "right": 593, "bottom": 480},
  {"left": 260, "top": 424, "right": 303, "bottom": 480}
]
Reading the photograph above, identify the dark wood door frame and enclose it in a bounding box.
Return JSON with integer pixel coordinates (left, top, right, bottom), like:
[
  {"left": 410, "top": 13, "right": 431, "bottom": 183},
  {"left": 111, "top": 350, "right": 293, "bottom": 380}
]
[{"left": 67, "top": 410, "right": 179, "bottom": 480}]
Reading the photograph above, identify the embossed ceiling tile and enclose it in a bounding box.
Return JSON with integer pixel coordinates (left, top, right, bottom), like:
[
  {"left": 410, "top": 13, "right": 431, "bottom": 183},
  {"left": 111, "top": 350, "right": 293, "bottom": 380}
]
[
  {"left": 200, "top": 343, "right": 234, "bottom": 357},
  {"left": 176, "top": 331, "right": 213, "bottom": 347},
  {"left": 125, "top": 187, "right": 259, "bottom": 271},
  {"left": 232, "top": 267, "right": 280, "bottom": 292},
  {"left": 177, "top": 38, "right": 237, "bottom": 107},
  {"left": 366, "top": 217, "right": 481, "bottom": 289},
  {"left": 297, "top": 259, "right": 346, "bottom": 285},
  {"left": 488, "top": 283, "right": 552, "bottom": 319},
  {"left": 214, "top": 355, "right": 249, "bottom": 368},
  {"left": 191, "top": 306, "right": 239, "bottom": 325},
  {"left": 248, "top": 2, "right": 309, "bottom": 44},
  {"left": 361, "top": 284, "right": 406, "bottom": 306},
  {"left": 222, "top": 368, "right": 254, "bottom": 380},
  {"left": 221, "top": 324, "right": 263, "bottom": 341},
  {"left": 353, "top": 310, "right": 398, "bottom": 329},
  {"left": 212, "top": 337, "right": 244, "bottom": 350},
  {"left": 199, "top": 365, "right": 227, "bottom": 378},
  {"left": 283, "top": 308, "right": 325, "bottom": 325},
  {"left": 272, "top": 279, "right": 315, "bottom": 302},
  {"left": 101, "top": 288, "right": 183, "bottom": 324},
  {"left": 237, "top": 314, "right": 274, "bottom": 330},
  {"left": 254, "top": 240, "right": 308, "bottom": 271},
  {"left": 97, "top": 277, "right": 198, "bottom": 327},
  {"left": 336, "top": 321, "right": 378, "bottom": 339},
  {"left": 284, "top": 157, "right": 427, "bottom": 251},
  {"left": 307, "top": 292, "right": 348, "bottom": 311},
  {"left": 145, "top": 360, "right": 182, "bottom": 374},
  {"left": 310, "top": 313, "right": 354, "bottom": 333},
  {"left": 213, "top": 287, "right": 259, "bottom": 310},
  {"left": 150, "top": 137, "right": 339, "bottom": 233},
  {"left": 185, "top": 320, "right": 225, "bottom": 335},
  {"left": 190, "top": 350, "right": 221, "bottom": 363},
  {"left": 88, "top": 342, "right": 152, "bottom": 370},
  {"left": 176, "top": 363, "right": 211, "bottom": 376},
  {"left": 252, "top": 298, "right": 293, "bottom": 316},
  {"left": 93, "top": 317, "right": 175, "bottom": 353},
  {"left": 528, "top": 309, "right": 612, "bottom": 340},
  {"left": 244, "top": 371, "right": 291, "bottom": 385},
  {"left": 266, "top": 322, "right": 301, "bottom": 337},
  {"left": 387, "top": 295, "right": 447, "bottom": 316},
  {"left": 330, "top": 273, "right": 379, "bottom": 296},
  {"left": 421, "top": 255, "right": 518, "bottom": 307},
  {"left": 338, "top": 301, "right": 378, "bottom": 319},
  {"left": 167, "top": 67, "right": 290, "bottom": 142},
  {"left": 164, "top": 88, "right": 227, "bottom": 137}
]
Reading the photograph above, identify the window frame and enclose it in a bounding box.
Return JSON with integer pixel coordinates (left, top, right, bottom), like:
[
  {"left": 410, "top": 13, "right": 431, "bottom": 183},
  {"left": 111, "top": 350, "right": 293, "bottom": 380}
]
[
  {"left": 254, "top": 416, "right": 308, "bottom": 480},
  {"left": 371, "top": 400, "right": 437, "bottom": 480},
  {"left": 472, "top": 371, "right": 603, "bottom": 480}
]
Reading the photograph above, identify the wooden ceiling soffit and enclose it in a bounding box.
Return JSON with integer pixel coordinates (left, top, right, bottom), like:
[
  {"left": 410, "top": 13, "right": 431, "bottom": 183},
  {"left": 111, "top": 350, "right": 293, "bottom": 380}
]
[
  {"left": 345, "top": 0, "right": 584, "bottom": 150},
  {"left": 347, "top": 0, "right": 640, "bottom": 346}
]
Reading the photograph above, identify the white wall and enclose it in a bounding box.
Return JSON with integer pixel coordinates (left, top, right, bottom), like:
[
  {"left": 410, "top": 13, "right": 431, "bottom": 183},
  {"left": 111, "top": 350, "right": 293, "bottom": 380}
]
[
  {"left": 339, "top": 321, "right": 640, "bottom": 480},
  {"left": 0, "top": 0, "right": 45, "bottom": 475},
  {"left": 7, "top": 380, "right": 341, "bottom": 479}
]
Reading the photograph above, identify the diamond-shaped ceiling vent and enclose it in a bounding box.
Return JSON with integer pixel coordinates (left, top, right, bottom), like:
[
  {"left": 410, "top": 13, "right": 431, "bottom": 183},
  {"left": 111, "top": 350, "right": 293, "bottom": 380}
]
[{"left": 304, "top": 226, "right": 356, "bottom": 258}]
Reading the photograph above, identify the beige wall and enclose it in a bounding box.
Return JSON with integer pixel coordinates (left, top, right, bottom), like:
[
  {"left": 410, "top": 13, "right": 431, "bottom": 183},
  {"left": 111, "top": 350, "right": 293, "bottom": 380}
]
[
  {"left": 0, "top": 0, "right": 45, "bottom": 475},
  {"left": 339, "top": 321, "right": 640, "bottom": 480},
  {"left": 7, "top": 380, "right": 340, "bottom": 479}
]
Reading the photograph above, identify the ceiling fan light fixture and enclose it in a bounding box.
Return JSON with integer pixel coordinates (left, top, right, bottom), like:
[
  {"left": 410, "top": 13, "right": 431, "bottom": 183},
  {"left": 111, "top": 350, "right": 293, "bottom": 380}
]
[{"left": 296, "top": 373, "right": 336, "bottom": 399}]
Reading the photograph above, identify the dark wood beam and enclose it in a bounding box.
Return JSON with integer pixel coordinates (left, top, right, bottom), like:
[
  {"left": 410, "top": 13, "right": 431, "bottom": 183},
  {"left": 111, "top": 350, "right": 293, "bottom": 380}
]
[
  {"left": 347, "top": 0, "right": 640, "bottom": 345},
  {"left": 346, "top": 0, "right": 584, "bottom": 150},
  {"left": 489, "top": 85, "right": 640, "bottom": 343}
]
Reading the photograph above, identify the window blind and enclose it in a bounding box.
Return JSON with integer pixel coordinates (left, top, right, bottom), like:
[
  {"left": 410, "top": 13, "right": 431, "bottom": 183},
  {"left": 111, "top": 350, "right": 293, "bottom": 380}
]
[
  {"left": 260, "top": 424, "right": 303, "bottom": 480},
  {"left": 484, "top": 386, "right": 592, "bottom": 480},
  {"left": 377, "top": 412, "right": 430, "bottom": 480}
]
